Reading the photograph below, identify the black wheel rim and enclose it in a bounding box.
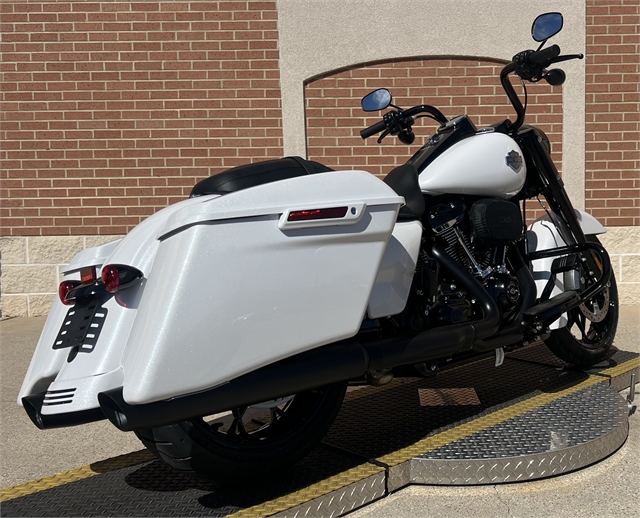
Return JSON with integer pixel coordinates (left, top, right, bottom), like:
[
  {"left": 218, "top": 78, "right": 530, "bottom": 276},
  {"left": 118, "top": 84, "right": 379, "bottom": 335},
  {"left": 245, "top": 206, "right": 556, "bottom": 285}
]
[
  {"left": 566, "top": 284, "right": 616, "bottom": 351},
  {"left": 189, "top": 387, "right": 331, "bottom": 452}
]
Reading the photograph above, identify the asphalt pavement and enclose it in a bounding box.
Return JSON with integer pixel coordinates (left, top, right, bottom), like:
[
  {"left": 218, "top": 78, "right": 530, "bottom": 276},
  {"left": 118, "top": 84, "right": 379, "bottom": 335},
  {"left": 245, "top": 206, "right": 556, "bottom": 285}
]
[{"left": 1, "top": 307, "right": 639, "bottom": 517}]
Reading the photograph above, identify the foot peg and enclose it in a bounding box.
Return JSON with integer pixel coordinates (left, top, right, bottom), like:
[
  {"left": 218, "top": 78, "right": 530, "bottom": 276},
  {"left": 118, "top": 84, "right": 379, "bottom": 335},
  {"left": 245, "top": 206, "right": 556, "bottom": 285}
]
[{"left": 523, "top": 290, "right": 579, "bottom": 329}]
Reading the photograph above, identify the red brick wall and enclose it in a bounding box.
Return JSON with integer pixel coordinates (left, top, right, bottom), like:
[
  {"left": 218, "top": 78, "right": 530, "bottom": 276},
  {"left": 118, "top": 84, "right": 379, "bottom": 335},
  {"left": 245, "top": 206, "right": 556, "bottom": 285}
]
[
  {"left": 585, "top": 0, "right": 639, "bottom": 227},
  {"left": 0, "top": 1, "right": 282, "bottom": 236},
  {"left": 1, "top": 1, "right": 638, "bottom": 238}
]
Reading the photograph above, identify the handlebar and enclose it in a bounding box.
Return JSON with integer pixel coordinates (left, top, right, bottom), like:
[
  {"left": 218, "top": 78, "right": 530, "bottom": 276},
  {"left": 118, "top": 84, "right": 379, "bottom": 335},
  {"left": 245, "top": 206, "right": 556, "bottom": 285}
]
[
  {"left": 360, "top": 104, "right": 448, "bottom": 140},
  {"left": 360, "top": 44, "right": 582, "bottom": 141},
  {"left": 360, "top": 120, "right": 387, "bottom": 139},
  {"left": 528, "top": 44, "right": 561, "bottom": 66}
]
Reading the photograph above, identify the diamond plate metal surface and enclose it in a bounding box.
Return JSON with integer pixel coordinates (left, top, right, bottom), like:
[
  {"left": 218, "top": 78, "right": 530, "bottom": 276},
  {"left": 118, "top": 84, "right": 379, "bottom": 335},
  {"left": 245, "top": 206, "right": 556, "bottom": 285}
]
[
  {"left": 0, "top": 447, "right": 362, "bottom": 517},
  {"left": 2, "top": 345, "right": 636, "bottom": 518},
  {"left": 404, "top": 383, "right": 629, "bottom": 485},
  {"left": 271, "top": 472, "right": 386, "bottom": 518}
]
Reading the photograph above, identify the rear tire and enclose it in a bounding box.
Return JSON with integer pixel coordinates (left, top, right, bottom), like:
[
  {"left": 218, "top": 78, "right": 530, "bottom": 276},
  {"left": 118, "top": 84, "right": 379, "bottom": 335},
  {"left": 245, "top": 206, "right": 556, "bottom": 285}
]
[
  {"left": 135, "top": 381, "right": 347, "bottom": 481},
  {"left": 543, "top": 236, "right": 618, "bottom": 367}
]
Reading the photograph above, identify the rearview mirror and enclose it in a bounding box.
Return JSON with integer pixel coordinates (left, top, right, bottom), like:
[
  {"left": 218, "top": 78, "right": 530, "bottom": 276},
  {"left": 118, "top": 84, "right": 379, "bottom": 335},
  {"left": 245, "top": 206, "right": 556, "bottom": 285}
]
[
  {"left": 532, "top": 12, "right": 563, "bottom": 42},
  {"left": 361, "top": 89, "right": 392, "bottom": 112}
]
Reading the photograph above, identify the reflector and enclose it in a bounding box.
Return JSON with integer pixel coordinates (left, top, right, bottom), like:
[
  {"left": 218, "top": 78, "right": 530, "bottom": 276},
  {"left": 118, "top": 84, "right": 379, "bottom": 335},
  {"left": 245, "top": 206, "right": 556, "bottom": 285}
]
[{"left": 288, "top": 206, "right": 348, "bottom": 222}]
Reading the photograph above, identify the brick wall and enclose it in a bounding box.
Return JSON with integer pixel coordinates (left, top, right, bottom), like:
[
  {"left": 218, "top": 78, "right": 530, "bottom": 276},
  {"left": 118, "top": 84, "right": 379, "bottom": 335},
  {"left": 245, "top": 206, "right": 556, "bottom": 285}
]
[
  {"left": 305, "top": 59, "right": 563, "bottom": 223},
  {"left": 1, "top": 2, "right": 639, "bottom": 316},
  {"left": 585, "top": 0, "right": 640, "bottom": 227},
  {"left": 0, "top": 1, "right": 283, "bottom": 237}
]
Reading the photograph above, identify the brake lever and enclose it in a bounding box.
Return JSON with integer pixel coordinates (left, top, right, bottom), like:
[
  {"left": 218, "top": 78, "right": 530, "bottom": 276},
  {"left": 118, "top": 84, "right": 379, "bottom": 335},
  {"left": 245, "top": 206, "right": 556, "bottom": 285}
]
[{"left": 551, "top": 53, "right": 584, "bottom": 64}]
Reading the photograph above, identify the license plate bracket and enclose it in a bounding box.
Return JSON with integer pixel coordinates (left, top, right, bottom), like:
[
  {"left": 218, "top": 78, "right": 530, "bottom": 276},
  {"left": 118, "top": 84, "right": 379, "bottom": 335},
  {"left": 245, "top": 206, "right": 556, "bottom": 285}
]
[{"left": 53, "top": 295, "right": 109, "bottom": 352}]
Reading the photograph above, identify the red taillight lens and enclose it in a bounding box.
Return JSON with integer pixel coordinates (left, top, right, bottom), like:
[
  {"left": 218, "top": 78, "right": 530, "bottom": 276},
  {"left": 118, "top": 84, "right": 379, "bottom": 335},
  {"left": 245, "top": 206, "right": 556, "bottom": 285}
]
[
  {"left": 80, "top": 265, "right": 96, "bottom": 285},
  {"left": 101, "top": 265, "right": 120, "bottom": 293},
  {"left": 287, "top": 206, "right": 348, "bottom": 222},
  {"left": 58, "top": 281, "right": 77, "bottom": 305}
]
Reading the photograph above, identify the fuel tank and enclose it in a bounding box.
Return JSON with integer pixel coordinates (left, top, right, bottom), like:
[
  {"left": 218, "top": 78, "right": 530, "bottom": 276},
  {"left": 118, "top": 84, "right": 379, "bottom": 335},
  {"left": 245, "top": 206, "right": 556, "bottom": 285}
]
[{"left": 418, "top": 132, "right": 526, "bottom": 198}]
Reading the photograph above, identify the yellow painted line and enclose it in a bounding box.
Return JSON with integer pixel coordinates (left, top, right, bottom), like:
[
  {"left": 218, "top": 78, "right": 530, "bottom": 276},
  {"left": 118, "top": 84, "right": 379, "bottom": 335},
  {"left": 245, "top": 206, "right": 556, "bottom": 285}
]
[
  {"left": 0, "top": 449, "right": 154, "bottom": 503},
  {"left": 230, "top": 356, "right": 639, "bottom": 518}
]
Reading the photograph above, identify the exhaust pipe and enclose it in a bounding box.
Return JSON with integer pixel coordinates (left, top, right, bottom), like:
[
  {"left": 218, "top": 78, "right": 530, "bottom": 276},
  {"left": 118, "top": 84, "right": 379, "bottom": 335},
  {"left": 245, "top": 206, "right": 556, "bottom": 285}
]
[
  {"left": 99, "top": 341, "right": 369, "bottom": 431},
  {"left": 22, "top": 393, "right": 105, "bottom": 430},
  {"left": 100, "top": 244, "right": 501, "bottom": 432},
  {"left": 472, "top": 248, "right": 537, "bottom": 352}
]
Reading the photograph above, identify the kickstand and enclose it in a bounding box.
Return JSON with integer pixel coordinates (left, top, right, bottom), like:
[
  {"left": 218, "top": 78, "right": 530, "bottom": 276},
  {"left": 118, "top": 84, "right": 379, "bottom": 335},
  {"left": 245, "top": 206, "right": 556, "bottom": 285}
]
[{"left": 627, "top": 373, "right": 636, "bottom": 416}]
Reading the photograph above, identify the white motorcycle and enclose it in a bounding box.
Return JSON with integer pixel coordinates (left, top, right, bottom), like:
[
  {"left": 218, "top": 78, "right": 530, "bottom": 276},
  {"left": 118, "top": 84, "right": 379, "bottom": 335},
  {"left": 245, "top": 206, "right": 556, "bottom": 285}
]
[{"left": 19, "top": 13, "right": 617, "bottom": 480}]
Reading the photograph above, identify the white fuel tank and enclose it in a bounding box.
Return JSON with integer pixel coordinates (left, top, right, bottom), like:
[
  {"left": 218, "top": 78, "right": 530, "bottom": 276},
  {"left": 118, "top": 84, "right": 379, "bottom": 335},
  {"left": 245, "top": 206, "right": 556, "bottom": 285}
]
[{"left": 419, "top": 132, "right": 526, "bottom": 198}]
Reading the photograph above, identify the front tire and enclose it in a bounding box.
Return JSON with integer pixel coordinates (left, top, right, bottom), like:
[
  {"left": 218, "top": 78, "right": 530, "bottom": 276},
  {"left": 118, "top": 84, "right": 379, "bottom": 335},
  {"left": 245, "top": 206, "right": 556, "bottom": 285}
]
[
  {"left": 135, "top": 381, "right": 347, "bottom": 480},
  {"left": 543, "top": 236, "right": 619, "bottom": 367}
]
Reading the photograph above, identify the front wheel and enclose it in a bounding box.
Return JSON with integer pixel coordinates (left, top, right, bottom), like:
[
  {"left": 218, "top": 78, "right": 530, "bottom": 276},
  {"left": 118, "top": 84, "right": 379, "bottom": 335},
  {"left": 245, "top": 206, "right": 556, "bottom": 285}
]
[
  {"left": 135, "top": 381, "right": 347, "bottom": 481},
  {"left": 543, "top": 236, "right": 619, "bottom": 367}
]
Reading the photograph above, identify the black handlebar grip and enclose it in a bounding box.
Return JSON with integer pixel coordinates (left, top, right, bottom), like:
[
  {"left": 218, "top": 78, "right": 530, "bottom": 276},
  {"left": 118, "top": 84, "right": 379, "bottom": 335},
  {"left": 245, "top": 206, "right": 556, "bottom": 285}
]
[
  {"left": 528, "top": 44, "right": 561, "bottom": 66},
  {"left": 360, "top": 120, "right": 387, "bottom": 139}
]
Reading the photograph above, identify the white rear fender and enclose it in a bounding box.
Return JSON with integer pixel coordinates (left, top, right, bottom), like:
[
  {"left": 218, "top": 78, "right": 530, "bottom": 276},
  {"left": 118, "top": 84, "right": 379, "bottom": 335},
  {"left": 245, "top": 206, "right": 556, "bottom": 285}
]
[
  {"left": 527, "top": 209, "right": 606, "bottom": 330},
  {"left": 18, "top": 196, "right": 226, "bottom": 415},
  {"left": 18, "top": 239, "right": 130, "bottom": 406}
]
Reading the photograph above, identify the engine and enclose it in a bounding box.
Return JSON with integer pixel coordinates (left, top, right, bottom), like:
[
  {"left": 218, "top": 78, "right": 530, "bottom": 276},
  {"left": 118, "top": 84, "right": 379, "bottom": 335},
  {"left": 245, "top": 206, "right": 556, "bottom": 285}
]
[
  {"left": 424, "top": 197, "right": 523, "bottom": 325},
  {"left": 382, "top": 196, "right": 524, "bottom": 333}
]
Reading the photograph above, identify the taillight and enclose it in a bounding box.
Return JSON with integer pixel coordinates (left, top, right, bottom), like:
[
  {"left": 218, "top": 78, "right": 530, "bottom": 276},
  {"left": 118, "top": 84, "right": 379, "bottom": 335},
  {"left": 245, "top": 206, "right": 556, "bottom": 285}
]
[
  {"left": 101, "top": 265, "right": 120, "bottom": 293},
  {"left": 287, "top": 206, "right": 348, "bottom": 222},
  {"left": 80, "top": 265, "right": 96, "bottom": 284},
  {"left": 58, "top": 281, "right": 78, "bottom": 305}
]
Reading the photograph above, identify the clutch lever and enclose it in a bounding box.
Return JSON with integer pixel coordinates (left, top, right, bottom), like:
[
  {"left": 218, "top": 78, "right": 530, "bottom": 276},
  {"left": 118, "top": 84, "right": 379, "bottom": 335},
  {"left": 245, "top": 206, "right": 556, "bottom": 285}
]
[{"left": 377, "top": 128, "right": 391, "bottom": 144}]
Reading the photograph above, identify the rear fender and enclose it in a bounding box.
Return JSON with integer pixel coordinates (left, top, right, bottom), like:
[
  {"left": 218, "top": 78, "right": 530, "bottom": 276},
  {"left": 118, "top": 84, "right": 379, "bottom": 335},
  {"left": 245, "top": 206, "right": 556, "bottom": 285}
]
[
  {"left": 18, "top": 239, "right": 124, "bottom": 406},
  {"left": 15, "top": 198, "right": 212, "bottom": 412}
]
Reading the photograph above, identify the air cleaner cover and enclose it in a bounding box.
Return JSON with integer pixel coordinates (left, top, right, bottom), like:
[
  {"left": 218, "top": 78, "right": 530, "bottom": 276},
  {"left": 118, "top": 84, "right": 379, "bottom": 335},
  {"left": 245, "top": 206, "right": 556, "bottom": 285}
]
[{"left": 470, "top": 198, "right": 523, "bottom": 247}]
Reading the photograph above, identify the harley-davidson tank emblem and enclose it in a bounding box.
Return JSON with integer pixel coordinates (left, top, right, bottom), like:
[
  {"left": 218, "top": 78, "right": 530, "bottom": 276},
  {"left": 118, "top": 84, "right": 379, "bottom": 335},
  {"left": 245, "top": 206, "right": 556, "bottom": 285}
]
[{"left": 506, "top": 150, "right": 523, "bottom": 172}]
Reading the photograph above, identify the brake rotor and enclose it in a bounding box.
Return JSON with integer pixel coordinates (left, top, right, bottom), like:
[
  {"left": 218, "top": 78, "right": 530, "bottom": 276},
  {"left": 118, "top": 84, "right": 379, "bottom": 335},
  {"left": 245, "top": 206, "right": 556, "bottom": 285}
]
[{"left": 579, "top": 286, "right": 610, "bottom": 323}]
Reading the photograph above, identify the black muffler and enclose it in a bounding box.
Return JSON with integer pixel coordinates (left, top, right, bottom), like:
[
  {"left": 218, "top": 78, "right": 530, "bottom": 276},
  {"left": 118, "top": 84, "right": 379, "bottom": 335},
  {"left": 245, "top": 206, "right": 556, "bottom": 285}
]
[
  {"left": 22, "top": 393, "right": 105, "bottom": 430},
  {"left": 99, "top": 243, "right": 501, "bottom": 432},
  {"left": 99, "top": 340, "right": 370, "bottom": 431}
]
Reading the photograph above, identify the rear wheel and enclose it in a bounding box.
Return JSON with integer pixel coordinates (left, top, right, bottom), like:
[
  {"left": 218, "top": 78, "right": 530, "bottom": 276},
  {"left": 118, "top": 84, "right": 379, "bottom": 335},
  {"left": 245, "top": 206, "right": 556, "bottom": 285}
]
[
  {"left": 136, "top": 381, "right": 347, "bottom": 480},
  {"left": 543, "top": 236, "right": 618, "bottom": 367}
]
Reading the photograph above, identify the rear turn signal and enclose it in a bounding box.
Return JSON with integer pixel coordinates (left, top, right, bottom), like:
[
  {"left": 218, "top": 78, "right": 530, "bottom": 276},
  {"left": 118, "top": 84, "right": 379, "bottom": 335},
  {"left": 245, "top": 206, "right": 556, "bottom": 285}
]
[
  {"left": 58, "top": 281, "right": 79, "bottom": 305},
  {"left": 101, "top": 264, "right": 143, "bottom": 293},
  {"left": 287, "top": 206, "right": 348, "bottom": 222},
  {"left": 101, "top": 265, "right": 120, "bottom": 293}
]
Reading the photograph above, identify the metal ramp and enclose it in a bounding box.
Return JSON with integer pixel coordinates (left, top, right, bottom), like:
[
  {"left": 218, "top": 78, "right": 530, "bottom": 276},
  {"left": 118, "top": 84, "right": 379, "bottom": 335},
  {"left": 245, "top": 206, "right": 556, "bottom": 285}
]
[{"left": 2, "top": 343, "right": 637, "bottom": 518}]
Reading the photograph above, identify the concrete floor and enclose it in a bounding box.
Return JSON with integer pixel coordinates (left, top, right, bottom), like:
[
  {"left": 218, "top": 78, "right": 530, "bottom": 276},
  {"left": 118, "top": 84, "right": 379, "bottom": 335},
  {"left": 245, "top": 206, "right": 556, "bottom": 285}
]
[{"left": 1, "top": 308, "right": 639, "bottom": 517}]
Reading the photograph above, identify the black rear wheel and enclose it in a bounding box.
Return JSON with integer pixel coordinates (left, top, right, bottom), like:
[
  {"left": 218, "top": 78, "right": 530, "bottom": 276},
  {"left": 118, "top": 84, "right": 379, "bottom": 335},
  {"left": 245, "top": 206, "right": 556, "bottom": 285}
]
[
  {"left": 543, "top": 236, "right": 618, "bottom": 367},
  {"left": 136, "top": 381, "right": 347, "bottom": 480}
]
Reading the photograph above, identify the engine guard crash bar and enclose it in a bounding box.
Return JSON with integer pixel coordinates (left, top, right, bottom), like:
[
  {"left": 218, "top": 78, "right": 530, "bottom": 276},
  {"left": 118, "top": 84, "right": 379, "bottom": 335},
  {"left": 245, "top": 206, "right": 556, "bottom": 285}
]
[{"left": 523, "top": 242, "right": 611, "bottom": 330}]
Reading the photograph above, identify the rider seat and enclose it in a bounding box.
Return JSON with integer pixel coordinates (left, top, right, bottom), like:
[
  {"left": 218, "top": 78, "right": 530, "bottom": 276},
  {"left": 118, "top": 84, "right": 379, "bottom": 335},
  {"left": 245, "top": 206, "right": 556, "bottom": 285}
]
[
  {"left": 190, "top": 156, "right": 334, "bottom": 197},
  {"left": 383, "top": 163, "right": 425, "bottom": 219}
]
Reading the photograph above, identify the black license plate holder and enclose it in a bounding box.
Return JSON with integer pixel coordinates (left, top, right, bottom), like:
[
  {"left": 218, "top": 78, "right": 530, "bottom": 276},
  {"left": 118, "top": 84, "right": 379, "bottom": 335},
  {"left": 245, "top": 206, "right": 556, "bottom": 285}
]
[{"left": 53, "top": 296, "right": 109, "bottom": 351}]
